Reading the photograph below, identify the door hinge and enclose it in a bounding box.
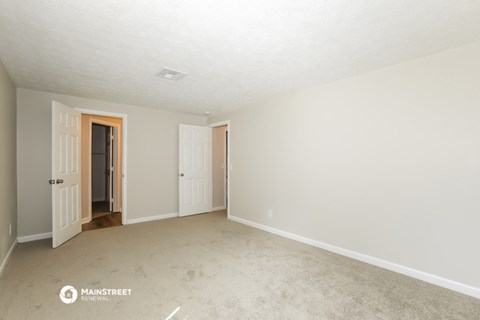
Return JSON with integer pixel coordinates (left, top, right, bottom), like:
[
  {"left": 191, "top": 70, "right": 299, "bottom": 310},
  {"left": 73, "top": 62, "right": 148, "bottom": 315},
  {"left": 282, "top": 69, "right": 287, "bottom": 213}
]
[{"left": 49, "top": 179, "right": 56, "bottom": 185}]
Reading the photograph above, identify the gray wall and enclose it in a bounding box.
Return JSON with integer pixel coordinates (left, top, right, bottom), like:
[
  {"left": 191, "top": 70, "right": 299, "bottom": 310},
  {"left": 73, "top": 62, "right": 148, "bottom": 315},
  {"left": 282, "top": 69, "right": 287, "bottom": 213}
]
[
  {"left": 91, "top": 124, "right": 107, "bottom": 202},
  {"left": 17, "top": 88, "right": 206, "bottom": 237},
  {"left": 209, "top": 42, "right": 480, "bottom": 288},
  {"left": 0, "top": 58, "right": 17, "bottom": 269}
]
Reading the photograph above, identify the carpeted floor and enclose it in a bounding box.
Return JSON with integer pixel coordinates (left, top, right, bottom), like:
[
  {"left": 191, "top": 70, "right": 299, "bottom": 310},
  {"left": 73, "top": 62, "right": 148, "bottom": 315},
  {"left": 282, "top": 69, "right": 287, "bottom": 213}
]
[{"left": 0, "top": 211, "right": 478, "bottom": 320}]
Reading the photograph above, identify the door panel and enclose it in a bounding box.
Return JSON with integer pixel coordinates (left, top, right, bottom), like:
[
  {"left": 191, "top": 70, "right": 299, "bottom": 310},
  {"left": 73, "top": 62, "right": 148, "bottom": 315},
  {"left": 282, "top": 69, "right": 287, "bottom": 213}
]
[
  {"left": 112, "top": 126, "right": 119, "bottom": 212},
  {"left": 179, "top": 125, "right": 212, "bottom": 216},
  {"left": 108, "top": 126, "right": 113, "bottom": 212},
  {"left": 52, "top": 101, "right": 82, "bottom": 248}
]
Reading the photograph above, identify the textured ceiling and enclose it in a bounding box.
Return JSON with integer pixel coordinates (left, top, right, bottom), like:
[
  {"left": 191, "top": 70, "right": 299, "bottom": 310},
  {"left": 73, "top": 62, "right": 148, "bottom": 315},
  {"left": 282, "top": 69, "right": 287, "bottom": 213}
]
[{"left": 1, "top": 1, "right": 480, "bottom": 116}]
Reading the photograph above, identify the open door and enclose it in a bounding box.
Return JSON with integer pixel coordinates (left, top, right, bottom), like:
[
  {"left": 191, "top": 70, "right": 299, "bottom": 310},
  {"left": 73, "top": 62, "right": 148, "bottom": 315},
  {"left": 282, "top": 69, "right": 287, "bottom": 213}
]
[
  {"left": 51, "top": 101, "right": 82, "bottom": 248},
  {"left": 111, "top": 126, "right": 119, "bottom": 212},
  {"left": 179, "top": 124, "right": 212, "bottom": 216},
  {"left": 108, "top": 126, "right": 113, "bottom": 212}
]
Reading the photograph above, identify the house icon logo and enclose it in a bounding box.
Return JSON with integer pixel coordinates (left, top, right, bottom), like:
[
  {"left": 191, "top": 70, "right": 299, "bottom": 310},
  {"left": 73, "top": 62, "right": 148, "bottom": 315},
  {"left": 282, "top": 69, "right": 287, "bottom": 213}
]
[{"left": 59, "top": 285, "right": 78, "bottom": 304}]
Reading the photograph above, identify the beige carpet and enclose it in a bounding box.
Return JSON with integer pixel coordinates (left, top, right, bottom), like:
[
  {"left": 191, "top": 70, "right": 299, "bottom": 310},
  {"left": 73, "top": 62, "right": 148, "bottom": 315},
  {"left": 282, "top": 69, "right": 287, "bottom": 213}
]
[{"left": 0, "top": 211, "right": 478, "bottom": 320}]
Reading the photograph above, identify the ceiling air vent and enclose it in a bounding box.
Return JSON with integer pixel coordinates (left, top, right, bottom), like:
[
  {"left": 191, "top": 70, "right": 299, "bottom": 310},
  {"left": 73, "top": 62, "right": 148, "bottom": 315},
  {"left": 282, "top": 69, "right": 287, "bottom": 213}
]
[{"left": 157, "top": 68, "right": 187, "bottom": 81}]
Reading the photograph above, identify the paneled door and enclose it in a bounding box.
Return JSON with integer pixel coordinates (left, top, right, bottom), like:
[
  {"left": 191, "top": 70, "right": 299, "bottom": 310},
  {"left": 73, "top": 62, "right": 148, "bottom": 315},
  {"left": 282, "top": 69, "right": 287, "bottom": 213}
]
[
  {"left": 179, "top": 124, "right": 212, "bottom": 216},
  {"left": 107, "top": 126, "right": 113, "bottom": 212},
  {"left": 51, "top": 101, "right": 82, "bottom": 248}
]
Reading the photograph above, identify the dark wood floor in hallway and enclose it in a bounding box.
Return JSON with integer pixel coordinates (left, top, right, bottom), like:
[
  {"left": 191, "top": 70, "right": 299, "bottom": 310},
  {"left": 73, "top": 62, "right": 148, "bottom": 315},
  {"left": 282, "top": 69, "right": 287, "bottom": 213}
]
[{"left": 82, "top": 201, "right": 122, "bottom": 231}]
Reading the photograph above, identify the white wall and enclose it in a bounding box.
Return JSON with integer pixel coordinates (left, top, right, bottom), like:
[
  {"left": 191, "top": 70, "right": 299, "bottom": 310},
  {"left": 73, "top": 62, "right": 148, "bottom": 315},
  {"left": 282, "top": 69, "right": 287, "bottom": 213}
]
[
  {"left": 209, "top": 42, "right": 480, "bottom": 290},
  {"left": 17, "top": 88, "right": 206, "bottom": 237},
  {"left": 212, "top": 125, "right": 227, "bottom": 209},
  {"left": 0, "top": 58, "right": 17, "bottom": 270}
]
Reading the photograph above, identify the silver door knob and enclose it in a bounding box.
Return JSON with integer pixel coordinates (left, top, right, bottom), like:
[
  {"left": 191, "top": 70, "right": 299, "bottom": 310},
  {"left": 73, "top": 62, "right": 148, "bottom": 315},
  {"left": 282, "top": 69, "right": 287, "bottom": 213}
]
[{"left": 56, "top": 179, "right": 64, "bottom": 184}]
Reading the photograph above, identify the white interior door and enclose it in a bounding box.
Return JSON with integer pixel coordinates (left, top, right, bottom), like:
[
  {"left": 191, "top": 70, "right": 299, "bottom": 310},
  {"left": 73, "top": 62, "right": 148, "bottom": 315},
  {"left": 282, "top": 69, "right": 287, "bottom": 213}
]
[
  {"left": 108, "top": 126, "right": 113, "bottom": 212},
  {"left": 112, "top": 126, "right": 118, "bottom": 212},
  {"left": 179, "top": 124, "right": 212, "bottom": 216},
  {"left": 52, "top": 101, "right": 82, "bottom": 248}
]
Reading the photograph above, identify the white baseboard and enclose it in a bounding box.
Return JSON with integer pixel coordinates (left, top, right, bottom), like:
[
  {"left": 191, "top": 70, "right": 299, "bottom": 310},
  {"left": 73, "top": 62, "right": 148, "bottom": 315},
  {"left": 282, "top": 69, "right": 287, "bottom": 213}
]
[
  {"left": 0, "top": 240, "right": 17, "bottom": 279},
  {"left": 17, "top": 232, "right": 52, "bottom": 243},
  {"left": 229, "top": 215, "right": 480, "bottom": 299},
  {"left": 125, "top": 212, "right": 178, "bottom": 225},
  {"left": 82, "top": 217, "right": 91, "bottom": 224},
  {"left": 212, "top": 206, "right": 227, "bottom": 211}
]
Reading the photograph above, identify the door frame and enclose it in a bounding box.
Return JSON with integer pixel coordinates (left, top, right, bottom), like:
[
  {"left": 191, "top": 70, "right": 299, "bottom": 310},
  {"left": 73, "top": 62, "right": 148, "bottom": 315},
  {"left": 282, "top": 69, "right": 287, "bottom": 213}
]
[
  {"left": 87, "top": 118, "right": 121, "bottom": 222},
  {"left": 208, "top": 120, "right": 231, "bottom": 219},
  {"left": 76, "top": 108, "right": 128, "bottom": 224}
]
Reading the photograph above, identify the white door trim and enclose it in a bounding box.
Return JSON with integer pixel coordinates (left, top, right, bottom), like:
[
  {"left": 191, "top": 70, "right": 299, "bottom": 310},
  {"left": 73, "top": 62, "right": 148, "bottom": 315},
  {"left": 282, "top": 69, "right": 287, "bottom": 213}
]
[
  {"left": 209, "top": 120, "right": 231, "bottom": 219},
  {"left": 75, "top": 108, "right": 128, "bottom": 224}
]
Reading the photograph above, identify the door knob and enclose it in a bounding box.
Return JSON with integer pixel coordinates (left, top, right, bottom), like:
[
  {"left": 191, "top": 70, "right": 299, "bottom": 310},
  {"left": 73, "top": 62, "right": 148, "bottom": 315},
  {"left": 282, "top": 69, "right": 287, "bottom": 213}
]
[
  {"left": 179, "top": 173, "right": 184, "bottom": 177},
  {"left": 56, "top": 179, "right": 64, "bottom": 184}
]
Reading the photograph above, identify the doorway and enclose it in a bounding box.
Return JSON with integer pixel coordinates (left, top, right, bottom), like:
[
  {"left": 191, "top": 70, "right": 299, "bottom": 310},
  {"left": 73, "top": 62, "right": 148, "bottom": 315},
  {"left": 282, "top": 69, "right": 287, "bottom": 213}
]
[
  {"left": 51, "top": 102, "right": 128, "bottom": 247},
  {"left": 81, "top": 114, "right": 123, "bottom": 231},
  {"left": 210, "top": 121, "right": 230, "bottom": 219},
  {"left": 212, "top": 125, "right": 228, "bottom": 212},
  {"left": 177, "top": 121, "right": 230, "bottom": 219},
  {"left": 91, "top": 123, "right": 111, "bottom": 215}
]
